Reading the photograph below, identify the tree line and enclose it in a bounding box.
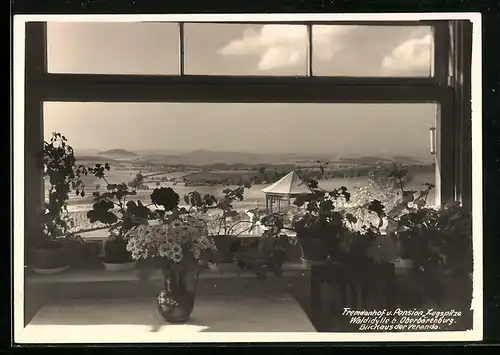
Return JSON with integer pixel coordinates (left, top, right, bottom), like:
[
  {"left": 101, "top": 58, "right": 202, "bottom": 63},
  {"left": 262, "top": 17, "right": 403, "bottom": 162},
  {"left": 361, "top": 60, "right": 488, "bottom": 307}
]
[{"left": 181, "top": 163, "right": 434, "bottom": 187}]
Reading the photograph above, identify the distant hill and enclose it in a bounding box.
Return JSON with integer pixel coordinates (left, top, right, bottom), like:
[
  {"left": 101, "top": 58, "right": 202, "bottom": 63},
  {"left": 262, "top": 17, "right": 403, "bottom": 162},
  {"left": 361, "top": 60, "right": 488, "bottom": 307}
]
[
  {"left": 97, "top": 149, "right": 139, "bottom": 160},
  {"left": 178, "top": 149, "right": 272, "bottom": 164},
  {"left": 98, "top": 149, "right": 138, "bottom": 156},
  {"left": 79, "top": 148, "right": 431, "bottom": 167},
  {"left": 75, "top": 155, "right": 116, "bottom": 163},
  {"left": 338, "top": 156, "right": 395, "bottom": 165},
  {"left": 391, "top": 155, "right": 428, "bottom": 164}
]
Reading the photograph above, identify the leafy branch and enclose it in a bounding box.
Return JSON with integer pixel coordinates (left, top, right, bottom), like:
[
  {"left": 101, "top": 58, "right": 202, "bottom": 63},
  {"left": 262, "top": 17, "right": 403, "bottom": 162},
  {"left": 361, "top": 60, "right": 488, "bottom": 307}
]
[
  {"left": 41, "top": 132, "right": 88, "bottom": 244},
  {"left": 86, "top": 163, "right": 153, "bottom": 239},
  {"left": 183, "top": 183, "right": 252, "bottom": 237}
]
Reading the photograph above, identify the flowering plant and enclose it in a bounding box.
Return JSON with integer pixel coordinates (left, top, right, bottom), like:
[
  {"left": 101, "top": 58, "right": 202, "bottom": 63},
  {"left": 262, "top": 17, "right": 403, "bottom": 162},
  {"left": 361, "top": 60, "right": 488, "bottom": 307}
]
[
  {"left": 123, "top": 187, "right": 217, "bottom": 270},
  {"left": 125, "top": 214, "right": 216, "bottom": 264}
]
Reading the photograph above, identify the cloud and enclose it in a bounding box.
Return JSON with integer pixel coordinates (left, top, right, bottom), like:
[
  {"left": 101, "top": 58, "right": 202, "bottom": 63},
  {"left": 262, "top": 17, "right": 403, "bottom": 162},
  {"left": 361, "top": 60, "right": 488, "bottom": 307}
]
[
  {"left": 218, "top": 25, "right": 355, "bottom": 71},
  {"left": 219, "top": 25, "right": 433, "bottom": 75},
  {"left": 381, "top": 34, "right": 433, "bottom": 74}
]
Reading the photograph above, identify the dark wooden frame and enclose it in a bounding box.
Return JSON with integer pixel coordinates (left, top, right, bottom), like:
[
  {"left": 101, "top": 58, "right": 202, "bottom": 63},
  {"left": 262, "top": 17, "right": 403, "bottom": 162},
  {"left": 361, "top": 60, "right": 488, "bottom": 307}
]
[
  {"left": 22, "top": 20, "right": 473, "bottom": 247},
  {"left": 310, "top": 262, "right": 396, "bottom": 315}
]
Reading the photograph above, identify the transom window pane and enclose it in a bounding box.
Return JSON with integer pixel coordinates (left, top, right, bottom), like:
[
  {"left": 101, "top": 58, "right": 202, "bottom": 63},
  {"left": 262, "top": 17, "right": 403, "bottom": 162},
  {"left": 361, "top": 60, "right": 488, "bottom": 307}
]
[
  {"left": 47, "top": 22, "right": 180, "bottom": 74},
  {"left": 312, "top": 25, "right": 434, "bottom": 77},
  {"left": 184, "top": 23, "right": 308, "bottom": 76},
  {"left": 46, "top": 22, "right": 435, "bottom": 77}
]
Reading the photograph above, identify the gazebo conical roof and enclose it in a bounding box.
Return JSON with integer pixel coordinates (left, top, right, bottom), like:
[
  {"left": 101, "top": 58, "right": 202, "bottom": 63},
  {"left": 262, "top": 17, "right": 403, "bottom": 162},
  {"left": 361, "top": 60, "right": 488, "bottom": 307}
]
[{"left": 261, "top": 170, "right": 314, "bottom": 197}]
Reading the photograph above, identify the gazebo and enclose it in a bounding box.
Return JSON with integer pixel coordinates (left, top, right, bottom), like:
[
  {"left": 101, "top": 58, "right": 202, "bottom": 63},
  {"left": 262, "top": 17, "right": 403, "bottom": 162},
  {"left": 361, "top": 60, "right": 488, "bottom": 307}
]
[{"left": 261, "top": 170, "right": 315, "bottom": 213}]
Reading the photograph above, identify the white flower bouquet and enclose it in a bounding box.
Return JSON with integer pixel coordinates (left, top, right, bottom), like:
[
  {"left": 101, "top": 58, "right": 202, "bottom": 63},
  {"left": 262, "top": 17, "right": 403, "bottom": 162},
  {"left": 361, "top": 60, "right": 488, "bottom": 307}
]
[{"left": 125, "top": 214, "right": 217, "bottom": 265}]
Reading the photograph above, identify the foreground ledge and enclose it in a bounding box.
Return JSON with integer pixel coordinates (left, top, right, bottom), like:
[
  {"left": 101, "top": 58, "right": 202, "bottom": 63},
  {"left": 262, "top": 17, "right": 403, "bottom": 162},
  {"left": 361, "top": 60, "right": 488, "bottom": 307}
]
[{"left": 19, "top": 294, "right": 316, "bottom": 343}]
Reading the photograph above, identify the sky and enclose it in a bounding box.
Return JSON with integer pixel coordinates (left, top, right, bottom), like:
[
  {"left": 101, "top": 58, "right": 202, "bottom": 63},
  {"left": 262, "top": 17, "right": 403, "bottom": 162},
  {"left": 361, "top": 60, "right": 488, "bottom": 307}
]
[
  {"left": 47, "top": 22, "right": 433, "bottom": 76},
  {"left": 44, "top": 22, "right": 435, "bottom": 159}
]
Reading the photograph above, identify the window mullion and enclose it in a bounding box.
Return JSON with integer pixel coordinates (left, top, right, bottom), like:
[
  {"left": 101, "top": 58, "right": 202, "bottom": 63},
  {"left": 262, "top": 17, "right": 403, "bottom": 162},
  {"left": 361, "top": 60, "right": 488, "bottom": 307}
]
[
  {"left": 178, "top": 22, "right": 185, "bottom": 76},
  {"left": 432, "top": 21, "right": 451, "bottom": 86},
  {"left": 306, "top": 24, "right": 313, "bottom": 77},
  {"left": 24, "top": 22, "right": 47, "bottom": 265}
]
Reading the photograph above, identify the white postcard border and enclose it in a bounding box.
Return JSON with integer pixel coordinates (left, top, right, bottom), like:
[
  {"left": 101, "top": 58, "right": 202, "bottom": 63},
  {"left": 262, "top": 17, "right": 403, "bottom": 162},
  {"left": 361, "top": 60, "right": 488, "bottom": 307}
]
[{"left": 13, "top": 12, "right": 483, "bottom": 343}]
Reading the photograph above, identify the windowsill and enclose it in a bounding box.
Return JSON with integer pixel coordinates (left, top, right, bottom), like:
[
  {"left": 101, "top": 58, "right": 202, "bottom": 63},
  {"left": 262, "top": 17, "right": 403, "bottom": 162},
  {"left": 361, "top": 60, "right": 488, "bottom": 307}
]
[
  {"left": 78, "top": 228, "right": 286, "bottom": 242},
  {"left": 25, "top": 261, "right": 310, "bottom": 285},
  {"left": 25, "top": 257, "right": 409, "bottom": 285}
]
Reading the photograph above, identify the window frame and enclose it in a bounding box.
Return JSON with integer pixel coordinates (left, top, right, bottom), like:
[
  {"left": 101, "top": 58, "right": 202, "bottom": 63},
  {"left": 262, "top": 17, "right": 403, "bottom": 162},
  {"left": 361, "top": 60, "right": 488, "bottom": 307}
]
[{"left": 23, "top": 20, "right": 472, "bottom": 247}]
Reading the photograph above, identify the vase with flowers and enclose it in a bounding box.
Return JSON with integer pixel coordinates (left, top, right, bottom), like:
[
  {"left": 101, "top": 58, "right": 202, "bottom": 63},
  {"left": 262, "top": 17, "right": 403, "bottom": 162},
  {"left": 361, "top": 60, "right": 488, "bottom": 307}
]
[{"left": 125, "top": 187, "right": 216, "bottom": 323}]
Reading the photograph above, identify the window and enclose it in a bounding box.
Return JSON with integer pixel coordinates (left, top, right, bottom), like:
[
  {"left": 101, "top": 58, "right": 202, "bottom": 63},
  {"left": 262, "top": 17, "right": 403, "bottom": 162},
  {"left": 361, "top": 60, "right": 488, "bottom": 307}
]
[
  {"left": 25, "top": 19, "right": 472, "bottom": 253},
  {"left": 46, "top": 22, "right": 435, "bottom": 78},
  {"left": 184, "top": 23, "right": 308, "bottom": 75},
  {"left": 43, "top": 102, "right": 438, "bottom": 239},
  {"left": 311, "top": 25, "right": 434, "bottom": 77},
  {"left": 47, "top": 22, "right": 180, "bottom": 74}
]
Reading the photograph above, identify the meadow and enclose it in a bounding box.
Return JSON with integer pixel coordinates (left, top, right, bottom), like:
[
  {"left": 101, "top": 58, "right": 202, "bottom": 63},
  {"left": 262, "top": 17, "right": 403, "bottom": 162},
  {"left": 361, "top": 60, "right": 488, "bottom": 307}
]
[{"left": 50, "top": 161, "right": 436, "bottom": 235}]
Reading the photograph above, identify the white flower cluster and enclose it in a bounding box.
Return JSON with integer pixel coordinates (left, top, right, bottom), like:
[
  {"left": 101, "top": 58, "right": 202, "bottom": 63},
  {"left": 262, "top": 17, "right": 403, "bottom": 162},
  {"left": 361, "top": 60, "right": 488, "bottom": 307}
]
[
  {"left": 157, "top": 290, "right": 179, "bottom": 308},
  {"left": 125, "top": 215, "right": 216, "bottom": 263}
]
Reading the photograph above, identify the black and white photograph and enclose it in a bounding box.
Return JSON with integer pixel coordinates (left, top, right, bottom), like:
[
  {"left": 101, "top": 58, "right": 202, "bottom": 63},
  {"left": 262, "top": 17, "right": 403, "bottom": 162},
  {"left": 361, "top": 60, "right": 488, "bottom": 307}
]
[{"left": 13, "top": 13, "right": 482, "bottom": 343}]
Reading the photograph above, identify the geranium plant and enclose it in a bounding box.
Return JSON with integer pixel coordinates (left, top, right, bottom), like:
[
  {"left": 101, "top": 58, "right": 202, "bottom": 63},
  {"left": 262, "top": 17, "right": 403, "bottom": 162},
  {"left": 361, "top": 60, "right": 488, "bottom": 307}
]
[
  {"left": 182, "top": 183, "right": 254, "bottom": 263},
  {"left": 254, "top": 172, "right": 386, "bottom": 272},
  {"left": 379, "top": 166, "right": 436, "bottom": 258},
  {"left": 86, "top": 163, "right": 153, "bottom": 264},
  {"left": 233, "top": 213, "right": 292, "bottom": 279},
  {"left": 389, "top": 198, "right": 472, "bottom": 307}
]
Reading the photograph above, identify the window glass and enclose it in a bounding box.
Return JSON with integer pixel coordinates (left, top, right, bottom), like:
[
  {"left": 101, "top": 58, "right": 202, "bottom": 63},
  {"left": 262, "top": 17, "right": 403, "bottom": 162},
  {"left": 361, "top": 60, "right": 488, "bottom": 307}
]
[
  {"left": 184, "top": 23, "right": 308, "bottom": 76},
  {"left": 312, "top": 25, "right": 434, "bottom": 77},
  {"left": 47, "top": 22, "right": 180, "bottom": 74},
  {"left": 44, "top": 102, "right": 437, "bottom": 239}
]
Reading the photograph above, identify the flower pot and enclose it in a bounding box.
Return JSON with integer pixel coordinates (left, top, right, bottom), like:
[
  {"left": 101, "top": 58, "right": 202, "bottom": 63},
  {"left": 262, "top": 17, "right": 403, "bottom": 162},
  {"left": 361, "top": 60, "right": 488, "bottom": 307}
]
[
  {"left": 31, "top": 242, "right": 70, "bottom": 274},
  {"left": 197, "top": 258, "right": 209, "bottom": 270},
  {"left": 102, "top": 261, "right": 137, "bottom": 272},
  {"left": 62, "top": 239, "right": 102, "bottom": 269},
  {"left": 157, "top": 265, "right": 199, "bottom": 323},
  {"left": 207, "top": 261, "right": 235, "bottom": 273},
  {"left": 211, "top": 235, "right": 241, "bottom": 264},
  {"left": 102, "top": 238, "right": 135, "bottom": 271},
  {"left": 394, "top": 257, "right": 415, "bottom": 275},
  {"left": 297, "top": 236, "right": 330, "bottom": 262},
  {"left": 300, "top": 257, "right": 329, "bottom": 268},
  {"left": 395, "top": 236, "right": 413, "bottom": 260}
]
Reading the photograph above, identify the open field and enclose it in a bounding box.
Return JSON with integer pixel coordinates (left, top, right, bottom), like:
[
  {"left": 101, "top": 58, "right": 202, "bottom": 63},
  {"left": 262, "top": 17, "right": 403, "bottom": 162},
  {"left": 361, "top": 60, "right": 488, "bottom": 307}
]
[
  {"left": 48, "top": 153, "right": 436, "bottom": 233},
  {"left": 57, "top": 164, "right": 435, "bottom": 234}
]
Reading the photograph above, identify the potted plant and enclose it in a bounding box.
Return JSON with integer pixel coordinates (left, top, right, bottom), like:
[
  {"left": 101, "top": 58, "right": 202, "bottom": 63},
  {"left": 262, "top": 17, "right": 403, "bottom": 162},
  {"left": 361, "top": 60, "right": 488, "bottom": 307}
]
[
  {"left": 376, "top": 166, "right": 436, "bottom": 272},
  {"left": 255, "top": 181, "right": 385, "bottom": 268},
  {"left": 233, "top": 213, "right": 292, "bottom": 279},
  {"left": 30, "top": 132, "right": 87, "bottom": 274},
  {"left": 183, "top": 184, "right": 253, "bottom": 268},
  {"left": 391, "top": 202, "right": 472, "bottom": 310},
  {"left": 434, "top": 203, "right": 473, "bottom": 327},
  {"left": 125, "top": 187, "right": 216, "bottom": 323},
  {"left": 288, "top": 184, "right": 357, "bottom": 265},
  {"left": 86, "top": 163, "right": 152, "bottom": 271}
]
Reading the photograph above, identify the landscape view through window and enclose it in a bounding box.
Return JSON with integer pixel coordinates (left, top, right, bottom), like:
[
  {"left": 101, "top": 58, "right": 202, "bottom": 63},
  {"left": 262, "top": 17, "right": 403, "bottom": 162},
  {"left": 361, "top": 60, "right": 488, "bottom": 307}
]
[{"left": 44, "top": 102, "right": 437, "bottom": 238}]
